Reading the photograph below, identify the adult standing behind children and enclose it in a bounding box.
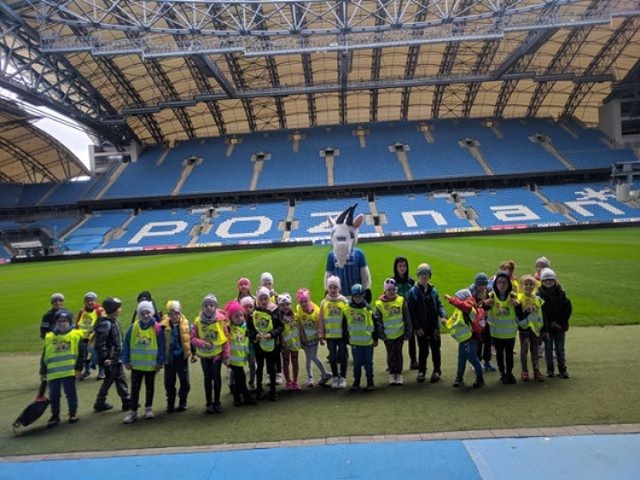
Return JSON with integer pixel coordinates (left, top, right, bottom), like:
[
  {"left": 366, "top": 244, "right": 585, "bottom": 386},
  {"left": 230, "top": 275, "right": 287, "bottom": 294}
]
[
  {"left": 406, "top": 263, "right": 447, "bottom": 384},
  {"left": 93, "top": 297, "right": 131, "bottom": 412}
]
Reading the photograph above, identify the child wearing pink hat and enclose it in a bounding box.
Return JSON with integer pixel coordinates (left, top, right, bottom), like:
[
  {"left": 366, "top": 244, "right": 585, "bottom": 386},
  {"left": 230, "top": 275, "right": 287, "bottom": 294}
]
[
  {"left": 226, "top": 301, "right": 257, "bottom": 406},
  {"left": 296, "top": 289, "right": 331, "bottom": 387},
  {"left": 278, "top": 293, "right": 302, "bottom": 391},
  {"left": 236, "top": 278, "right": 254, "bottom": 302}
]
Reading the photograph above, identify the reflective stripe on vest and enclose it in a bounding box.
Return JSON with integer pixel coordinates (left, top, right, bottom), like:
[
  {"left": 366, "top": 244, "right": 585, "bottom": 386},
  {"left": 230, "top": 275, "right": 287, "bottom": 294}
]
[
  {"left": 195, "top": 317, "right": 227, "bottom": 357},
  {"left": 229, "top": 324, "right": 249, "bottom": 367},
  {"left": 253, "top": 310, "right": 275, "bottom": 352},
  {"left": 517, "top": 293, "right": 544, "bottom": 336},
  {"left": 322, "top": 299, "right": 345, "bottom": 339},
  {"left": 345, "top": 306, "right": 374, "bottom": 346},
  {"left": 296, "top": 305, "right": 319, "bottom": 344},
  {"left": 488, "top": 297, "right": 517, "bottom": 339},
  {"left": 78, "top": 309, "right": 98, "bottom": 337},
  {"left": 130, "top": 322, "right": 158, "bottom": 371},
  {"left": 45, "top": 330, "right": 81, "bottom": 380},
  {"left": 446, "top": 309, "right": 473, "bottom": 344},
  {"left": 376, "top": 296, "right": 405, "bottom": 340},
  {"left": 282, "top": 319, "right": 302, "bottom": 351}
]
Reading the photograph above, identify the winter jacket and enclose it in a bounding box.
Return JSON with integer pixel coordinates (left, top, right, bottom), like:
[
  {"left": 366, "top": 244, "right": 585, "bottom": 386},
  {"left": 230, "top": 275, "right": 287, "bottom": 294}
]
[
  {"left": 94, "top": 315, "right": 124, "bottom": 365},
  {"left": 406, "top": 282, "right": 447, "bottom": 334},
  {"left": 538, "top": 284, "right": 572, "bottom": 333},
  {"left": 160, "top": 313, "right": 192, "bottom": 361}
]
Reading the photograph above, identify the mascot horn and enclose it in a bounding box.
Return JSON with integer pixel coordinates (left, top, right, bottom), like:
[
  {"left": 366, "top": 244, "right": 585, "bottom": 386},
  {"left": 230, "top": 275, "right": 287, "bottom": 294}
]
[{"left": 325, "top": 204, "right": 372, "bottom": 302}]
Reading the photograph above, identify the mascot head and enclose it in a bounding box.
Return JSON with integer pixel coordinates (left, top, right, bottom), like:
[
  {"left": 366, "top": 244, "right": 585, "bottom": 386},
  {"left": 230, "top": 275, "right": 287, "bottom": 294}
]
[{"left": 328, "top": 204, "right": 364, "bottom": 268}]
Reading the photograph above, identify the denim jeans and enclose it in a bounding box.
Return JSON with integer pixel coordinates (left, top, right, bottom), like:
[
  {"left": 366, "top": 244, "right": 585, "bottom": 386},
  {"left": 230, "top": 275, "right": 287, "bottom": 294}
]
[
  {"left": 545, "top": 330, "right": 567, "bottom": 373},
  {"left": 49, "top": 376, "right": 77, "bottom": 417},
  {"left": 351, "top": 345, "right": 374, "bottom": 383},
  {"left": 456, "top": 339, "right": 484, "bottom": 382}
]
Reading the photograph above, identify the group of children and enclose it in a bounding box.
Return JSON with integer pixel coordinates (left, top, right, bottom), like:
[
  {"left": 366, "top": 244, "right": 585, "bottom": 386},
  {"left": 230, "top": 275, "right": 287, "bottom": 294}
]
[{"left": 39, "top": 258, "right": 572, "bottom": 428}]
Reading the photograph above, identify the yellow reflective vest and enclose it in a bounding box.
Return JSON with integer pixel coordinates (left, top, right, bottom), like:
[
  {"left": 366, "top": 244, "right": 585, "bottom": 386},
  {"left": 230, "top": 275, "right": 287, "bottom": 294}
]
[
  {"left": 517, "top": 293, "right": 544, "bottom": 336},
  {"left": 282, "top": 315, "right": 302, "bottom": 351},
  {"left": 130, "top": 322, "right": 159, "bottom": 371},
  {"left": 296, "top": 303, "right": 320, "bottom": 345},
  {"left": 252, "top": 309, "right": 275, "bottom": 352},
  {"left": 344, "top": 305, "right": 374, "bottom": 347},
  {"left": 445, "top": 308, "right": 475, "bottom": 343},
  {"left": 44, "top": 330, "right": 82, "bottom": 380},
  {"left": 229, "top": 323, "right": 249, "bottom": 367},
  {"left": 375, "top": 296, "right": 405, "bottom": 340},
  {"left": 77, "top": 308, "right": 99, "bottom": 340},
  {"left": 194, "top": 316, "right": 228, "bottom": 357},
  {"left": 487, "top": 294, "right": 517, "bottom": 339},
  {"left": 321, "top": 299, "right": 346, "bottom": 339}
]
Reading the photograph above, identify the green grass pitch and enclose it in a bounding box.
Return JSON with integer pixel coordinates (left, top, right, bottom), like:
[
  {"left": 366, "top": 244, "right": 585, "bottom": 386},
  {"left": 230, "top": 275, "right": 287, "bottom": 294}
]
[
  {"left": 2, "top": 226, "right": 638, "bottom": 353},
  {"left": 0, "top": 226, "right": 639, "bottom": 456}
]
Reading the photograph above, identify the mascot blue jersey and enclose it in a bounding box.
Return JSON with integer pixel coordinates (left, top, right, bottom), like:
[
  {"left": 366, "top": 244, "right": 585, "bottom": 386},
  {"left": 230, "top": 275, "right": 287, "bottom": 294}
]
[{"left": 326, "top": 247, "right": 367, "bottom": 294}]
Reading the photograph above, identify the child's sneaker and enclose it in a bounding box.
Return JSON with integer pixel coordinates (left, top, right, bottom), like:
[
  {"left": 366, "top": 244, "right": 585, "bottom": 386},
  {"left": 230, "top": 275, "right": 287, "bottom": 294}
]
[
  {"left": 473, "top": 378, "right": 485, "bottom": 388},
  {"left": 123, "top": 411, "right": 138, "bottom": 424},
  {"left": 275, "top": 373, "right": 284, "bottom": 385},
  {"left": 291, "top": 381, "right": 301, "bottom": 391},
  {"left": 350, "top": 380, "right": 361, "bottom": 391},
  {"left": 68, "top": 412, "right": 79, "bottom": 424},
  {"left": 521, "top": 371, "right": 530, "bottom": 382},
  {"left": 559, "top": 370, "right": 570, "bottom": 379},
  {"left": 143, "top": 407, "right": 154, "bottom": 419},
  {"left": 365, "top": 380, "right": 375, "bottom": 391},
  {"left": 453, "top": 378, "right": 463, "bottom": 388},
  {"left": 430, "top": 372, "right": 441, "bottom": 383},
  {"left": 417, "top": 372, "right": 426, "bottom": 383},
  {"left": 285, "top": 380, "right": 294, "bottom": 391},
  {"left": 306, "top": 377, "right": 315, "bottom": 387},
  {"left": 331, "top": 377, "right": 340, "bottom": 389},
  {"left": 338, "top": 377, "right": 347, "bottom": 389},
  {"left": 46, "top": 415, "right": 60, "bottom": 428},
  {"left": 389, "top": 374, "right": 396, "bottom": 385},
  {"left": 396, "top": 374, "right": 404, "bottom": 385},
  {"left": 533, "top": 370, "right": 545, "bottom": 382},
  {"left": 483, "top": 362, "right": 497, "bottom": 372},
  {"left": 319, "top": 373, "right": 332, "bottom": 386},
  {"left": 547, "top": 369, "right": 555, "bottom": 378}
]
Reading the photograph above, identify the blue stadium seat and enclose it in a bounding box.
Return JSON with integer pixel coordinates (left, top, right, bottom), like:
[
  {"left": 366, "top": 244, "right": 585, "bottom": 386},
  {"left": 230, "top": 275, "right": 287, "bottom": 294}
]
[
  {"left": 17, "top": 183, "right": 56, "bottom": 207},
  {"left": 0, "top": 183, "right": 22, "bottom": 208},
  {"left": 40, "top": 181, "right": 93, "bottom": 206}
]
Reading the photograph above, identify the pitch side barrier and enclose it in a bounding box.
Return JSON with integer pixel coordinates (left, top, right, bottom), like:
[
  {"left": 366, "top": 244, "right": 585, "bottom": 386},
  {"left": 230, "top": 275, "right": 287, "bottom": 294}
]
[{"left": 8, "top": 220, "right": 640, "bottom": 265}]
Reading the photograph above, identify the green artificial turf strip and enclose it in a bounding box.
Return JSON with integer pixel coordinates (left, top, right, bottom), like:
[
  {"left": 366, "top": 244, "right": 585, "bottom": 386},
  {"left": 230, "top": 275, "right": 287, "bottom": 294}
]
[
  {"left": 1, "top": 325, "right": 639, "bottom": 456},
  {"left": 1, "top": 226, "right": 639, "bottom": 353}
]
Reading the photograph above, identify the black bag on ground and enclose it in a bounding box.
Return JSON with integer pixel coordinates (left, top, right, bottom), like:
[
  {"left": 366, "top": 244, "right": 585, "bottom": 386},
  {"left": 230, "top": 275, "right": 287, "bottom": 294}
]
[{"left": 12, "top": 381, "right": 49, "bottom": 435}]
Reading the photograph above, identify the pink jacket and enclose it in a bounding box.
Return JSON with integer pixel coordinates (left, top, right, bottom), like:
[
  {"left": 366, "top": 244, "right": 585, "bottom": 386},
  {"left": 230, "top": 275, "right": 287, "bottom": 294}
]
[{"left": 190, "top": 310, "right": 230, "bottom": 362}]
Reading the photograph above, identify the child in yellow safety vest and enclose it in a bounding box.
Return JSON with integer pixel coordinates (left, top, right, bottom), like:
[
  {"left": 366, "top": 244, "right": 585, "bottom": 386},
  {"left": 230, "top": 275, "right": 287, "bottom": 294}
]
[
  {"left": 295, "top": 288, "right": 331, "bottom": 388},
  {"left": 318, "top": 276, "right": 348, "bottom": 389},
  {"left": 374, "top": 278, "right": 412, "bottom": 386},
  {"left": 43, "top": 309, "right": 83, "bottom": 428},
  {"left": 515, "top": 275, "right": 545, "bottom": 382},
  {"left": 122, "top": 301, "right": 165, "bottom": 424},
  {"left": 344, "top": 284, "right": 382, "bottom": 391},
  {"left": 76, "top": 291, "right": 105, "bottom": 380},
  {"left": 278, "top": 293, "right": 302, "bottom": 391},
  {"left": 482, "top": 271, "right": 520, "bottom": 385},
  {"left": 191, "top": 294, "right": 230, "bottom": 414},
  {"left": 249, "top": 287, "right": 283, "bottom": 401},
  {"left": 225, "top": 300, "right": 257, "bottom": 407},
  {"left": 445, "top": 290, "right": 485, "bottom": 388}
]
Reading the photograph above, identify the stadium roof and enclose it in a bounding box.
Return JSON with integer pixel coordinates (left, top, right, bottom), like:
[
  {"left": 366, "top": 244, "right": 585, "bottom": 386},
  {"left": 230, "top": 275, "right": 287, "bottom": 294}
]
[
  {"left": 0, "top": 0, "right": 639, "bottom": 155},
  {"left": 0, "top": 98, "right": 89, "bottom": 183}
]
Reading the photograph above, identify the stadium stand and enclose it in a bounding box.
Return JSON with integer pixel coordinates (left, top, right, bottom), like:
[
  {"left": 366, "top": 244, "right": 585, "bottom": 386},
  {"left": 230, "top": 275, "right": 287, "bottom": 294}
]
[
  {"left": 197, "top": 202, "right": 289, "bottom": 245},
  {"left": 101, "top": 208, "right": 201, "bottom": 249},
  {"left": 289, "top": 198, "right": 377, "bottom": 241},
  {"left": 376, "top": 193, "right": 474, "bottom": 235},
  {"left": 16, "top": 183, "right": 55, "bottom": 207},
  {"left": 538, "top": 182, "right": 640, "bottom": 223},
  {"left": 63, "top": 210, "right": 131, "bottom": 253},
  {"left": 101, "top": 146, "right": 179, "bottom": 199},
  {"left": 0, "top": 244, "right": 12, "bottom": 261},
  {"left": 0, "top": 183, "right": 22, "bottom": 208},
  {"left": 463, "top": 187, "right": 568, "bottom": 228},
  {"left": 40, "top": 180, "right": 93, "bottom": 206}
]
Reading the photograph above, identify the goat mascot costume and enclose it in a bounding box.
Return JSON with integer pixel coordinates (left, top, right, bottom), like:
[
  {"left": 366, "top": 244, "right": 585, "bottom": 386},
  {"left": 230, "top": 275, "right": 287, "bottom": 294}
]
[{"left": 324, "top": 204, "right": 372, "bottom": 303}]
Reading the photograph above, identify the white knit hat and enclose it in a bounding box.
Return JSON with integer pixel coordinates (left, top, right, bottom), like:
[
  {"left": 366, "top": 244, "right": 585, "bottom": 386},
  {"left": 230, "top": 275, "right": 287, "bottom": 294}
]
[{"left": 136, "top": 300, "right": 155, "bottom": 316}]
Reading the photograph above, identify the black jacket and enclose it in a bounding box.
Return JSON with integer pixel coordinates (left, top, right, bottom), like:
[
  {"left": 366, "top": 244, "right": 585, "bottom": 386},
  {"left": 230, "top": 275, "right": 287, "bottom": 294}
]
[
  {"left": 247, "top": 307, "right": 283, "bottom": 349},
  {"left": 94, "top": 315, "right": 124, "bottom": 365},
  {"left": 538, "top": 284, "right": 572, "bottom": 333},
  {"left": 40, "top": 308, "right": 59, "bottom": 339},
  {"left": 406, "top": 283, "right": 446, "bottom": 333}
]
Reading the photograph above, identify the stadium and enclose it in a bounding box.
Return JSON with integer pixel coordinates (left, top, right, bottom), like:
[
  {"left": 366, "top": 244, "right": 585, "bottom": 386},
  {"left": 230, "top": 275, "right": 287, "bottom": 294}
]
[{"left": 1, "top": 1, "right": 639, "bottom": 478}]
